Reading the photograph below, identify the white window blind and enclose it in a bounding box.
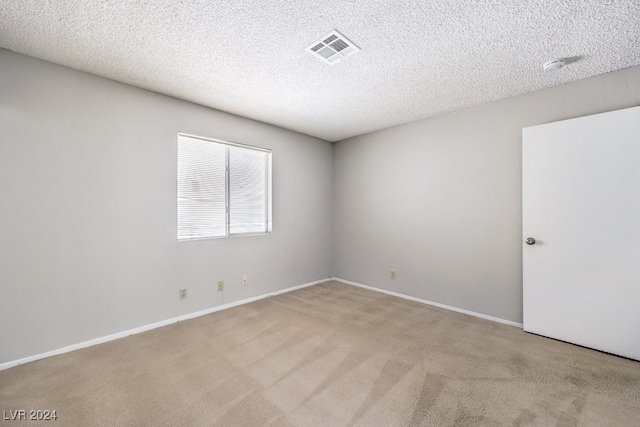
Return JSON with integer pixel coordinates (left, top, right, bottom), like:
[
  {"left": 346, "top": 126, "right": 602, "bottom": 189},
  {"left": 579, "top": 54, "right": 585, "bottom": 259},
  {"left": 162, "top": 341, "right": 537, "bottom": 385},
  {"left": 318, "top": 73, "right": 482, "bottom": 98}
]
[
  {"left": 229, "top": 146, "right": 269, "bottom": 234},
  {"left": 178, "top": 134, "right": 272, "bottom": 241}
]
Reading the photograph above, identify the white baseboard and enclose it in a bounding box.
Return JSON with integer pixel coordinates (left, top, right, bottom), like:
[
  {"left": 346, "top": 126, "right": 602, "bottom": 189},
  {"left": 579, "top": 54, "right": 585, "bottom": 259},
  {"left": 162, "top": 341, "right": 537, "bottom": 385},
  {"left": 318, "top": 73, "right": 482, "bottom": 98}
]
[
  {"left": 332, "top": 277, "right": 523, "bottom": 328},
  {"left": 0, "top": 278, "right": 331, "bottom": 372},
  {"left": 0, "top": 277, "right": 521, "bottom": 371}
]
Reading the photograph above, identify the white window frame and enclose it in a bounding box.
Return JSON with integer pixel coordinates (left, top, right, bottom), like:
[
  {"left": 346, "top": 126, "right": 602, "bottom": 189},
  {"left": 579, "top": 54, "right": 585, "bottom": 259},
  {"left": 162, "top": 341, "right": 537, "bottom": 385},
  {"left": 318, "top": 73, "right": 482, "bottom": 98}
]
[{"left": 177, "top": 133, "right": 272, "bottom": 241}]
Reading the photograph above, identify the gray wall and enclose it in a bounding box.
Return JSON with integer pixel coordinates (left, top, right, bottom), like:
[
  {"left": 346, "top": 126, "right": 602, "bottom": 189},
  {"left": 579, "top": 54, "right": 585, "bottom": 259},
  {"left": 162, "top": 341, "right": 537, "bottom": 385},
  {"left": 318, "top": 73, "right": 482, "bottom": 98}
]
[
  {"left": 333, "top": 66, "right": 640, "bottom": 323},
  {"left": 0, "top": 50, "right": 333, "bottom": 363},
  {"left": 2, "top": 48, "right": 639, "bottom": 364}
]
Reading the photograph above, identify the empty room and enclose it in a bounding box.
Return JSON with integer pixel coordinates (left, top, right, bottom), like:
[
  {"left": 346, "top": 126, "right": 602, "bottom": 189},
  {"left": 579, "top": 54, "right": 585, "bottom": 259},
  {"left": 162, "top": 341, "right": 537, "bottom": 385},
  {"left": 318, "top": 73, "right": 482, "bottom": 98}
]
[{"left": 1, "top": 1, "right": 639, "bottom": 426}]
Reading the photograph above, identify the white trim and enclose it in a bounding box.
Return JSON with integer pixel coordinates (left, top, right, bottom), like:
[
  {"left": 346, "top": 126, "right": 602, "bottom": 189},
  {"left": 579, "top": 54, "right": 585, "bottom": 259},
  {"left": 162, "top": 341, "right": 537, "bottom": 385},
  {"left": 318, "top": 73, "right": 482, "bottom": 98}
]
[
  {"left": 0, "top": 278, "right": 330, "bottom": 372},
  {"left": 332, "top": 277, "right": 523, "bottom": 328},
  {"left": 178, "top": 132, "right": 271, "bottom": 153}
]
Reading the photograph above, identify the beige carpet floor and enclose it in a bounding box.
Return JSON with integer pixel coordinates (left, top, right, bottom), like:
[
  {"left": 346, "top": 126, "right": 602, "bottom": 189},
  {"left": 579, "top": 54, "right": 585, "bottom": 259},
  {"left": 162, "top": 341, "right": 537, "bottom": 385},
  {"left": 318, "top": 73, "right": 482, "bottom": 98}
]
[{"left": 1, "top": 281, "right": 639, "bottom": 426}]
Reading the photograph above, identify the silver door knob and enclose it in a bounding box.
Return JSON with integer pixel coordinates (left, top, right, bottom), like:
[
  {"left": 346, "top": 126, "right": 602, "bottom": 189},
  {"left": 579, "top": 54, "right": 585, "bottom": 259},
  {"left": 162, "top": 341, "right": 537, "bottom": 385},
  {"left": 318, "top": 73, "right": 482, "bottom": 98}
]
[{"left": 525, "top": 237, "right": 536, "bottom": 245}]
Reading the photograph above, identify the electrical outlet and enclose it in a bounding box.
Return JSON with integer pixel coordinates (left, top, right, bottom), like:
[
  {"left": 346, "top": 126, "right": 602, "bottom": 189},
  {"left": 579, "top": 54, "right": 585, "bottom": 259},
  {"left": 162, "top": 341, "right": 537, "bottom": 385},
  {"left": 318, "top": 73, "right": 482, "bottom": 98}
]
[
  {"left": 217, "top": 281, "right": 224, "bottom": 291},
  {"left": 390, "top": 270, "right": 396, "bottom": 280},
  {"left": 242, "top": 275, "right": 248, "bottom": 286},
  {"left": 179, "top": 288, "right": 187, "bottom": 299}
]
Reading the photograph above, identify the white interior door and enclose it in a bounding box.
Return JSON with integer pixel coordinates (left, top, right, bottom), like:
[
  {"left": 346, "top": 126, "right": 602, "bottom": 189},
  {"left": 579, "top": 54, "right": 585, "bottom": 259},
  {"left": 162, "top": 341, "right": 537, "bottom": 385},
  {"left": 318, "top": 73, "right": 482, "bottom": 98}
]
[{"left": 523, "top": 106, "right": 640, "bottom": 361}]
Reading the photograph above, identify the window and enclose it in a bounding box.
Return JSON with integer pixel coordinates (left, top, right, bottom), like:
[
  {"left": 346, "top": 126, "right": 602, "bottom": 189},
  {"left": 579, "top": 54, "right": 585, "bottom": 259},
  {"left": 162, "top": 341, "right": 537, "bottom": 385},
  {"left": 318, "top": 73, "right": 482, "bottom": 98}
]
[{"left": 177, "top": 133, "right": 272, "bottom": 240}]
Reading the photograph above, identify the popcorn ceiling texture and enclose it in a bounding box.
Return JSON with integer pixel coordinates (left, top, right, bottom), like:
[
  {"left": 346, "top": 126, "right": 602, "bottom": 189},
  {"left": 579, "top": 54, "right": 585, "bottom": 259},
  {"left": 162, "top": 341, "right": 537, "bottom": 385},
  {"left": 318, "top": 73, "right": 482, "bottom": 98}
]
[{"left": 1, "top": 0, "right": 639, "bottom": 141}]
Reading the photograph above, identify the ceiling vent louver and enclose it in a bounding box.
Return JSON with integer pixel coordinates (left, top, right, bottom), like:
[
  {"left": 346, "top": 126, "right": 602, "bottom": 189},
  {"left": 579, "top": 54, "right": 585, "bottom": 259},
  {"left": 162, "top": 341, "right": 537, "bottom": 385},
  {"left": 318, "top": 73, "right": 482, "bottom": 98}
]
[{"left": 306, "top": 30, "right": 360, "bottom": 65}]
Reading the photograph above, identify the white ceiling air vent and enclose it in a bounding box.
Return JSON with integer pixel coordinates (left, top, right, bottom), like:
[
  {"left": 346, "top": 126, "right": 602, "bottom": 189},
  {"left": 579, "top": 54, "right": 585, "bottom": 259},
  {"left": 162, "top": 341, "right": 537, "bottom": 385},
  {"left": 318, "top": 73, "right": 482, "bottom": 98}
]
[{"left": 306, "top": 30, "right": 360, "bottom": 65}]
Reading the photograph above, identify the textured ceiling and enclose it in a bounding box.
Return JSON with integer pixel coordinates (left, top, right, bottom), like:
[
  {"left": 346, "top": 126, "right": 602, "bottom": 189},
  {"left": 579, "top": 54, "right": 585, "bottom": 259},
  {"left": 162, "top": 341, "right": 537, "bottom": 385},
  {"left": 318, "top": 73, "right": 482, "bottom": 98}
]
[{"left": 1, "top": 1, "right": 639, "bottom": 141}]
